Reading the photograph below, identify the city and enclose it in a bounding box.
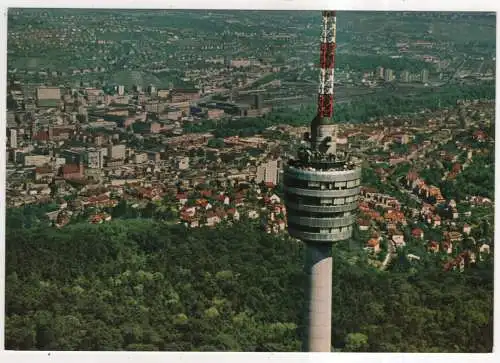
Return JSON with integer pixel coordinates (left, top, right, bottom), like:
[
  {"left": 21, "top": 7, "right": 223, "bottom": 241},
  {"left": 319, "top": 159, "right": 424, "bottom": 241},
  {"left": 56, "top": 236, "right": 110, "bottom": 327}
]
[{"left": 4, "top": 9, "right": 495, "bottom": 352}]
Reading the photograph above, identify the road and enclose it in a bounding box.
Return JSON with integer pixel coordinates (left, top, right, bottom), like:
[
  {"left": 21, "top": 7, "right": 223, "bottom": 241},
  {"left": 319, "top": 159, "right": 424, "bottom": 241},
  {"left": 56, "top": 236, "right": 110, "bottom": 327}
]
[{"left": 381, "top": 240, "right": 396, "bottom": 271}]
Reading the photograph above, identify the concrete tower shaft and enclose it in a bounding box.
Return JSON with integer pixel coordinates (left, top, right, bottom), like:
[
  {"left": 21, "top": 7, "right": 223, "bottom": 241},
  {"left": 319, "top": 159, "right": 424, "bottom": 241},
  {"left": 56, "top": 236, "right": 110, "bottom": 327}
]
[{"left": 306, "top": 244, "right": 333, "bottom": 352}]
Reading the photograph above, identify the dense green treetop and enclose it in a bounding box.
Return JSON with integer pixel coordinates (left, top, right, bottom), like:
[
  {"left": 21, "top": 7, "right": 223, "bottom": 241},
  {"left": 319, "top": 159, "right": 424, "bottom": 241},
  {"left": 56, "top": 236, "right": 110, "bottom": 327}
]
[{"left": 5, "top": 217, "right": 493, "bottom": 352}]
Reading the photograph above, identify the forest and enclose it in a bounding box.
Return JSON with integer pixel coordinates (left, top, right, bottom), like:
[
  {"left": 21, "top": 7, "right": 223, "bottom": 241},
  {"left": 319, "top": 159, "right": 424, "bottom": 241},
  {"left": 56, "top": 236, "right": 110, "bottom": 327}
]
[{"left": 5, "top": 217, "right": 494, "bottom": 352}]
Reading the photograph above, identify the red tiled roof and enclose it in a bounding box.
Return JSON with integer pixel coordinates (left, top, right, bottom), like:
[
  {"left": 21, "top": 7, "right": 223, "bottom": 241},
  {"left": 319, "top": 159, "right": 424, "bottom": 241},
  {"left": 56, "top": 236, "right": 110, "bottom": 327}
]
[
  {"left": 473, "top": 130, "right": 487, "bottom": 139},
  {"left": 88, "top": 194, "right": 110, "bottom": 203},
  {"left": 215, "top": 208, "right": 227, "bottom": 218},
  {"left": 36, "top": 167, "right": 52, "bottom": 174},
  {"left": 63, "top": 164, "right": 80, "bottom": 174},
  {"left": 429, "top": 241, "right": 439, "bottom": 248},
  {"left": 33, "top": 131, "right": 49, "bottom": 141},
  {"left": 200, "top": 190, "right": 212, "bottom": 197},
  {"left": 52, "top": 128, "right": 73, "bottom": 136},
  {"left": 412, "top": 228, "right": 424, "bottom": 236},
  {"left": 407, "top": 171, "right": 419, "bottom": 182}
]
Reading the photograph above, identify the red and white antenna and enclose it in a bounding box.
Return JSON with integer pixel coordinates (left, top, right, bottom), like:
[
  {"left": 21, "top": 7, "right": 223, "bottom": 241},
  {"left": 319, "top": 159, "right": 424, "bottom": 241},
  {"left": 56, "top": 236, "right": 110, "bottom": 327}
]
[{"left": 317, "top": 10, "right": 336, "bottom": 119}]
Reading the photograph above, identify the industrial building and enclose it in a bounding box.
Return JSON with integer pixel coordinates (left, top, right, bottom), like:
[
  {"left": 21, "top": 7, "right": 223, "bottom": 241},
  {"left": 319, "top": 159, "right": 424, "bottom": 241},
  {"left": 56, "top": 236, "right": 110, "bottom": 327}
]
[
  {"left": 36, "top": 86, "right": 61, "bottom": 101},
  {"left": 36, "top": 86, "right": 61, "bottom": 108},
  {"left": 283, "top": 11, "right": 361, "bottom": 352}
]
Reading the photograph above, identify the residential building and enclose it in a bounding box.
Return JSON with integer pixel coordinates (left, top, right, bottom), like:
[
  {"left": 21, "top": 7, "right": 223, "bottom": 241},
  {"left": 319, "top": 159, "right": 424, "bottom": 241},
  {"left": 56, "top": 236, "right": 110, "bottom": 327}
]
[
  {"left": 207, "top": 109, "right": 225, "bottom": 120},
  {"left": 108, "top": 144, "right": 126, "bottom": 161},
  {"left": 255, "top": 159, "right": 280, "bottom": 186},
  {"left": 178, "top": 157, "right": 190, "bottom": 170},
  {"left": 158, "top": 89, "right": 170, "bottom": 99},
  {"left": 133, "top": 152, "right": 149, "bottom": 164},
  {"left": 366, "top": 238, "right": 381, "bottom": 254}
]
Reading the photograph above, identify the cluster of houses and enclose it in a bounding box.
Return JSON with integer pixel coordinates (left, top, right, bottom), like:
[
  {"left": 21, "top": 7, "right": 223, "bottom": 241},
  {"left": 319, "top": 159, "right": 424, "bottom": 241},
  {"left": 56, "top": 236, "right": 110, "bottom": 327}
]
[
  {"left": 176, "top": 185, "right": 287, "bottom": 232},
  {"left": 40, "top": 176, "right": 289, "bottom": 234},
  {"left": 358, "top": 167, "right": 493, "bottom": 272},
  {"left": 442, "top": 244, "right": 491, "bottom": 272},
  {"left": 405, "top": 171, "right": 446, "bottom": 204}
]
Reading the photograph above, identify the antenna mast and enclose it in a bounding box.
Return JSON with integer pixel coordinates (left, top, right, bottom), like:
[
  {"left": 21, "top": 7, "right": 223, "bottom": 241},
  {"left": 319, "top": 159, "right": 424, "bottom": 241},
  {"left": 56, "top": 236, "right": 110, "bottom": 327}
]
[
  {"left": 317, "top": 10, "right": 336, "bottom": 119},
  {"left": 310, "top": 11, "right": 337, "bottom": 154}
]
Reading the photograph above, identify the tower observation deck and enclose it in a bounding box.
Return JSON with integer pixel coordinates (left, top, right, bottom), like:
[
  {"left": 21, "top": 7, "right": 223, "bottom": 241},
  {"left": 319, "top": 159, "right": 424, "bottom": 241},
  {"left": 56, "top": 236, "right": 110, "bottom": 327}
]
[{"left": 283, "top": 11, "right": 361, "bottom": 352}]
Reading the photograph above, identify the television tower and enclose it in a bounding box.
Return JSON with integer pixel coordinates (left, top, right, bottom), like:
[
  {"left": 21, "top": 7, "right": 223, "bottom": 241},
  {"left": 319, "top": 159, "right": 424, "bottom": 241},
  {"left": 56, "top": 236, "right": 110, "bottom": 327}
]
[{"left": 283, "top": 11, "right": 361, "bottom": 352}]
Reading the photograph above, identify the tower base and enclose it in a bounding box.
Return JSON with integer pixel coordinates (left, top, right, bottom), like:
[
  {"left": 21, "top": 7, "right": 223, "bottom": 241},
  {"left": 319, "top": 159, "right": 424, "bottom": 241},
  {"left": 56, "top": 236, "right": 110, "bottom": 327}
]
[{"left": 305, "top": 243, "right": 333, "bottom": 352}]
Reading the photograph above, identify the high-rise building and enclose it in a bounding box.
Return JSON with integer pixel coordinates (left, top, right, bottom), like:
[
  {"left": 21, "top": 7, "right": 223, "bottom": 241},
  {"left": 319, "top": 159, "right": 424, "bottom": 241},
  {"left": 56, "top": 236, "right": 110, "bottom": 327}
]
[
  {"left": 256, "top": 159, "right": 280, "bottom": 185},
  {"left": 256, "top": 165, "right": 266, "bottom": 184},
  {"left": 118, "top": 85, "right": 125, "bottom": 96},
  {"left": 376, "top": 66, "right": 384, "bottom": 79},
  {"left": 9, "top": 129, "right": 18, "bottom": 149},
  {"left": 254, "top": 94, "right": 263, "bottom": 110},
  {"left": 384, "top": 68, "right": 395, "bottom": 82},
  {"left": 421, "top": 69, "right": 429, "bottom": 83},
  {"left": 283, "top": 11, "right": 361, "bottom": 352},
  {"left": 148, "top": 85, "right": 157, "bottom": 96},
  {"left": 400, "top": 70, "right": 410, "bottom": 83},
  {"left": 6, "top": 111, "right": 16, "bottom": 128},
  {"left": 86, "top": 148, "right": 105, "bottom": 169}
]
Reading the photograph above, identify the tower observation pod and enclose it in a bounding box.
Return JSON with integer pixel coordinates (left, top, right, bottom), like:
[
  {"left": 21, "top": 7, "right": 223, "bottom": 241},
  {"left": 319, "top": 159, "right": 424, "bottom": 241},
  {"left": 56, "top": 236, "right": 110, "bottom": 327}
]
[{"left": 283, "top": 11, "right": 361, "bottom": 352}]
